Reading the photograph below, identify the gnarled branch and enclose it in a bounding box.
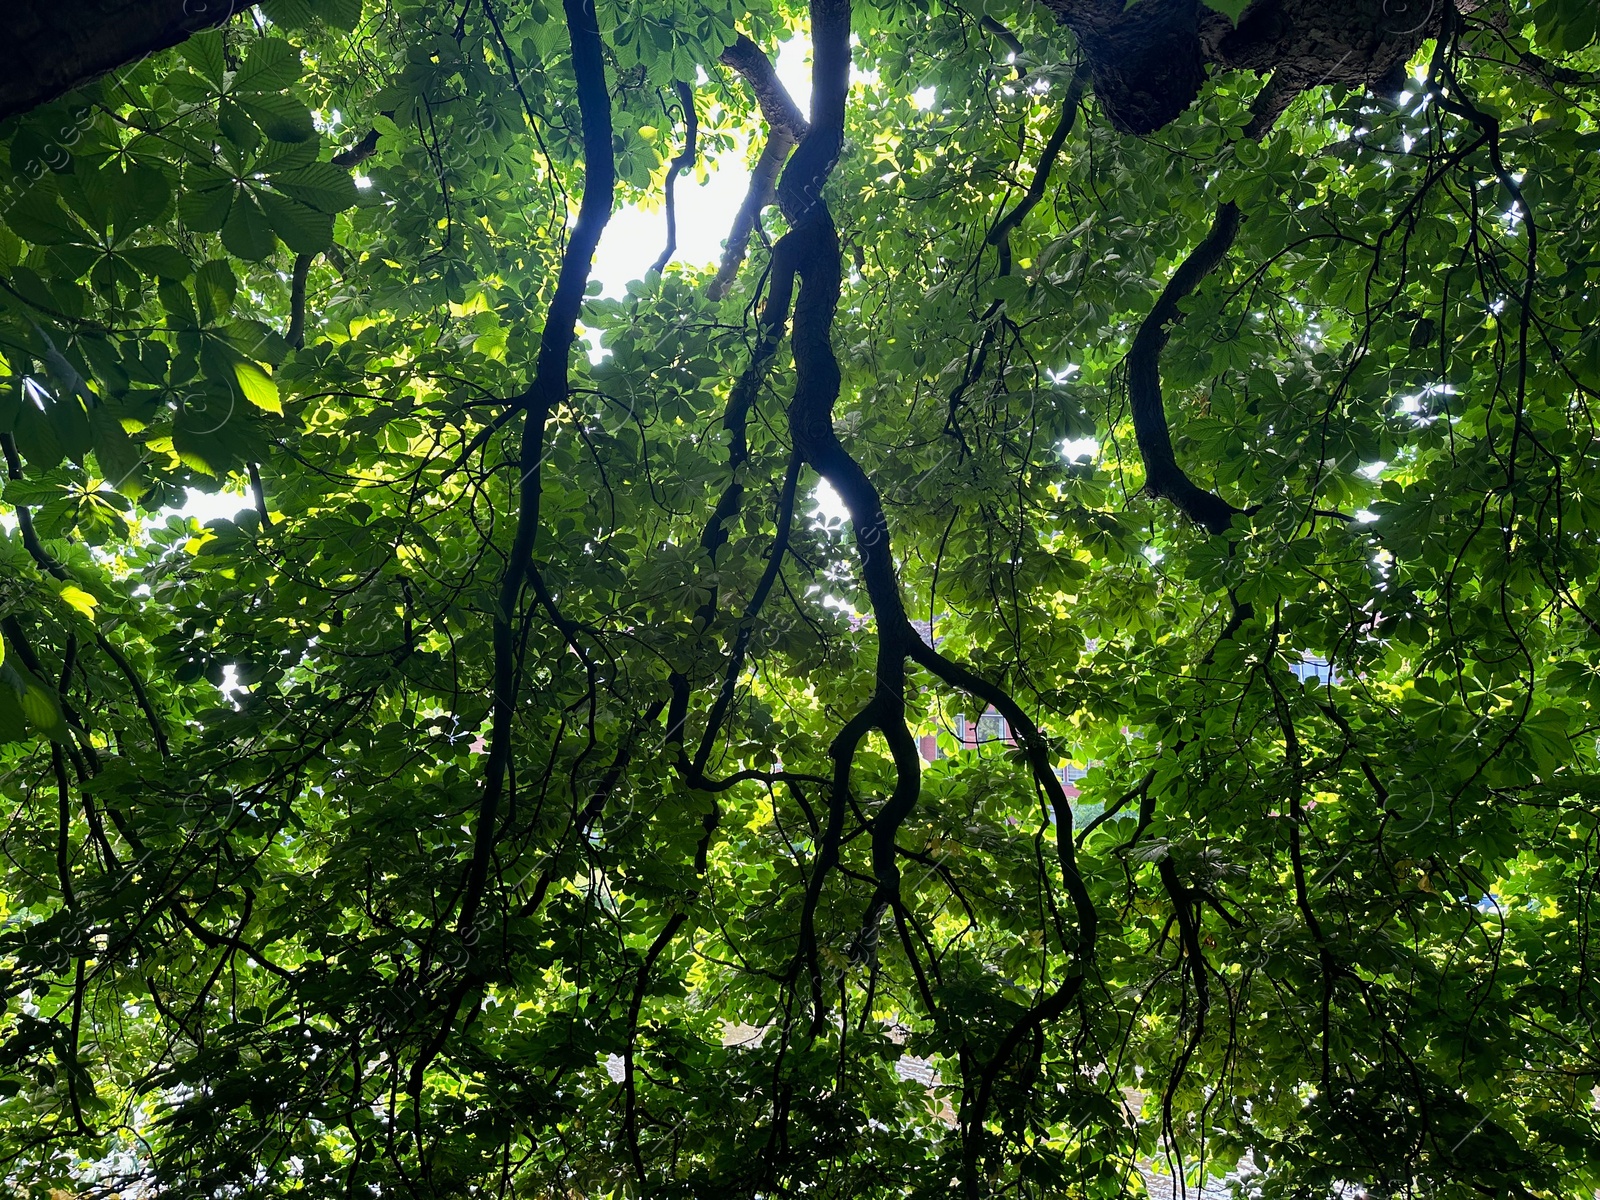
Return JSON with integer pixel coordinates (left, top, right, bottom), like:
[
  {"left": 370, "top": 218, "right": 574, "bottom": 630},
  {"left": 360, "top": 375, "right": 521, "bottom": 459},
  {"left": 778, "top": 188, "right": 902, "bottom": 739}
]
[
  {"left": 709, "top": 35, "right": 811, "bottom": 299},
  {"left": 1126, "top": 200, "right": 1242, "bottom": 534}
]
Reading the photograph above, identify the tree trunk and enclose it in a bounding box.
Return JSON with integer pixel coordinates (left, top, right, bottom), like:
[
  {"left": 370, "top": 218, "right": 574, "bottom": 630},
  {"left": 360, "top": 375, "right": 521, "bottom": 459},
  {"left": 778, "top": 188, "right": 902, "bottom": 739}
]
[
  {"left": 0, "top": 0, "right": 234, "bottom": 124},
  {"left": 1041, "top": 0, "right": 1446, "bottom": 134}
]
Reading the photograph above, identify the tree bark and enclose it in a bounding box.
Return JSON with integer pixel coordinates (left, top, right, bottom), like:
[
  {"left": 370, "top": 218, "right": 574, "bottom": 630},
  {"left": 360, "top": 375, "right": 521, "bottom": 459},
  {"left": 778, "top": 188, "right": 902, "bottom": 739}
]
[
  {"left": 1040, "top": 0, "right": 1445, "bottom": 134},
  {"left": 0, "top": 0, "right": 237, "bottom": 124}
]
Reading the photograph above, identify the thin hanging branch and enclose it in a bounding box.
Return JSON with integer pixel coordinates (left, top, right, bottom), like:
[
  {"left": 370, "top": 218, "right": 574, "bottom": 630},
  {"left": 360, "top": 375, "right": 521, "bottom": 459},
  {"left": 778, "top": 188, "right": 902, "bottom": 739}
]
[
  {"left": 410, "top": 0, "right": 615, "bottom": 1097},
  {"left": 771, "top": 10, "right": 1102, "bottom": 1190},
  {"left": 1123, "top": 83, "right": 1288, "bottom": 534},
  {"left": 462, "top": 0, "right": 614, "bottom": 939},
  {"left": 651, "top": 80, "right": 699, "bottom": 275},
  {"left": 986, "top": 61, "right": 1089, "bottom": 275}
]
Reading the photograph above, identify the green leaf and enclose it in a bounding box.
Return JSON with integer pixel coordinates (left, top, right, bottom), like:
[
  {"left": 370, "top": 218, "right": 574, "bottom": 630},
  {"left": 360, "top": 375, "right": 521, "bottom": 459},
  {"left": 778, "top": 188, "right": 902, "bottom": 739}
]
[
  {"left": 258, "top": 0, "right": 320, "bottom": 28},
  {"left": 108, "top": 165, "right": 174, "bottom": 233},
  {"left": 0, "top": 679, "right": 26, "bottom": 745},
  {"left": 121, "top": 245, "right": 193, "bottom": 280},
  {"left": 194, "top": 259, "right": 239, "bottom": 326},
  {"left": 256, "top": 190, "right": 334, "bottom": 254},
  {"left": 237, "top": 93, "right": 316, "bottom": 144},
  {"left": 89, "top": 405, "right": 146, "bottom": 493},
  {"left": 158, "top": 278, "right": 199, "bottom": 327},
  {"left": 55, "top": 583, "right": 98, "bottom": 622},
  {"left": 253, "top": 138, "right": 321, "bottom": 174},
  {"left": 11, "top": 400, "right": 65, "bottom": 470},
  {"left": 269, "top": 162, "right": 359, "bottom": 213},
  {"left": 4, "top": 664, "right": 68, "bottom": 742},
  {"left": 321, "top": 0, "right": 362, "bottom": 29},
  {"left": 234, "top": 361, "right": 282, "bottom": 415},
  {"left": 47, "top": 394, "right": 93, "bottom": 465},
  {"left": 177, "top": 168, "right": 238, "bottom": 234},
  {"left": 1201, "top": 0, "right": 1250, "bottom": 22},
  {"left": 220, "top": 193, "right": 276, "bottom": 261},
  {"left": 164, "top": 69, "right": 217, "bottom": 104},
  {"left": 218, "top": 98, "right": 263, "bottom": 151},
  {"left": 233, "top": 39, "right": 303, "bottom": 95},
  {"left": 5, "top": 194, "right": 82, "bottom": 245},
  {"left": 181, "top": 30, "right": 227, "bottom": 89}
]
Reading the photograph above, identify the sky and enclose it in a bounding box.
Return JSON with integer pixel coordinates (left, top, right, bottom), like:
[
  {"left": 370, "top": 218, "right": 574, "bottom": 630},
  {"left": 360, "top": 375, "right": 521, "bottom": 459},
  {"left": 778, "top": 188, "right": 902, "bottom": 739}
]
[{"left": 593, "top": 37, "right": 814, "bottom": 299}]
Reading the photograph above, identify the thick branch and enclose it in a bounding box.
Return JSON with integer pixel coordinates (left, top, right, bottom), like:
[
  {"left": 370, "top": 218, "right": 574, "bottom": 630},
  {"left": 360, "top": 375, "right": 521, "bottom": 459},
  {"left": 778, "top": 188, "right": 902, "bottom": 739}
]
[
  {"left": 721, "top": 34, "right": 810, "bottom": 141},
  {"left": 980, "top": 15, "right": 1027, "bottom": 72},
  {"left": 0, "top": 0, "right": 234, "bottom": 123},
  {"left": 331, "top": 128, "right": 381, "bottom": 169},
  {"left": 767, "top": 15, "right": 1101, "bottom": 1183},
  {"left": 709, "top": 36, "right": 811, "bottom": 299},
  {"left": 1038, "top": 0, "right": 1442, "bottom": 135},
  {"left": 1127, "top": 201, "right": 1242, "bottom": 534}
]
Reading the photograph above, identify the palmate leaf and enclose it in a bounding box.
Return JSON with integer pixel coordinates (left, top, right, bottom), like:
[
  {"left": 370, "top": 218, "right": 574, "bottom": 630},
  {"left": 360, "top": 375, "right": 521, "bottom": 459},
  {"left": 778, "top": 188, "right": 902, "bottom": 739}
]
[
  {"left": 178, "top": 145, "right": 350, "bottom": 258},
  {"left": 236, "top": 92, "right": 316, "bottom": 144},
  {"left": 3, "top": 2, "right": 1600, "bottom": 1197},
  {"left": 87, "top": 254, "right": 143, "bottom": 301},
  {"left": 256, "top": 189, "right": 333, "bottom": 253},
  {"left": 232, "top": 38, "right": 303, "bottom": 95},
  {"left": 220, "top": 192, "right": 275, "bottom": 261}
]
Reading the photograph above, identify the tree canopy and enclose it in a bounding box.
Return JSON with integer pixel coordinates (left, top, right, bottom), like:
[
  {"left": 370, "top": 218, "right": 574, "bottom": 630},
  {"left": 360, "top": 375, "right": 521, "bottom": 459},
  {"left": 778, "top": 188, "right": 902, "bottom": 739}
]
[{"left": 1, "top": 0, "right": 1599, "bottom": 1195}]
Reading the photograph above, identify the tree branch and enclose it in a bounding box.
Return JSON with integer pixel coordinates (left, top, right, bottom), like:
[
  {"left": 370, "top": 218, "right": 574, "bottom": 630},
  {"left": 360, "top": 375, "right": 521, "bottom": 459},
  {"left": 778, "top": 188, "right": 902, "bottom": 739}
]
[
  {"left": 285, "top": 253, "right": 311, "bottom": 351},
  {"left": 709, "top": 36, "right": 811, "bottom": 299},
  {"left": 987, "top": 62, "right": 1090, "bottom": 274},
  {"left": 651, "top": 81, "right": 699, "bottom": 275},
  {"left": 1126, "top": 200, "right": 1243, "bottom": 534},
  {"left": 0, "top": 0, "right": 235, "bottom": 123},
  {"left": 420, "top": 0, "right": 616, "bottom": 1098}
]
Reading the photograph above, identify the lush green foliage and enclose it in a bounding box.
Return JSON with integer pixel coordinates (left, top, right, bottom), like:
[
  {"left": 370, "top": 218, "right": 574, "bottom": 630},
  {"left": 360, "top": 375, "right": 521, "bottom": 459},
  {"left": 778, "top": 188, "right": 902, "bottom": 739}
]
[{"left": 1, "top": 1, "right": 1599, "bottom": 1196}]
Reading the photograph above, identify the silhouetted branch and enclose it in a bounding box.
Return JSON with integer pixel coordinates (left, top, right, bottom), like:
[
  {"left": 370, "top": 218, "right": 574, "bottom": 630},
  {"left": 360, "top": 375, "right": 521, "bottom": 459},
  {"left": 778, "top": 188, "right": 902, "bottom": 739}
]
[
  {"left": 651, "top": 80, "right": 699, "bottom": 275},
  {"left": 709, "top": 35, "right": 811, "bottom": 299},
  {"left": 1126, "top": 201, "right": 1242, "bottom": 534}
]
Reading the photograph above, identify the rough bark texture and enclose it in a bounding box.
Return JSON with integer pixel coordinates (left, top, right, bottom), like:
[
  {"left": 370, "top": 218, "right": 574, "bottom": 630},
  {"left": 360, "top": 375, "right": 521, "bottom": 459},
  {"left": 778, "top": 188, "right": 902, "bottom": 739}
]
[
  {"left": 0, "top": 0, "right": 237, "bottom": 124},
  {"left": 1041, "top": 0, "right": 1445, "bottom": 134},
  {"left": 2, "top": 0, "right": 1443, "bottom": 140},
  {"left": 708, "top": 35, "right": 811, "bottom": 300}
]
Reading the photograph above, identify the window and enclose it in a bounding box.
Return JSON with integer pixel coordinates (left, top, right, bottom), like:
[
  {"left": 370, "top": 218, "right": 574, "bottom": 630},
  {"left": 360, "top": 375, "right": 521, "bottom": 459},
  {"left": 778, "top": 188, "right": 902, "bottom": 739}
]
[
  {"left": 1289, "top": 654, "right": 1336, "bottom": 685},
  {"left": 975, "top": 711, "right": 1006, "bottom": 744}
]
